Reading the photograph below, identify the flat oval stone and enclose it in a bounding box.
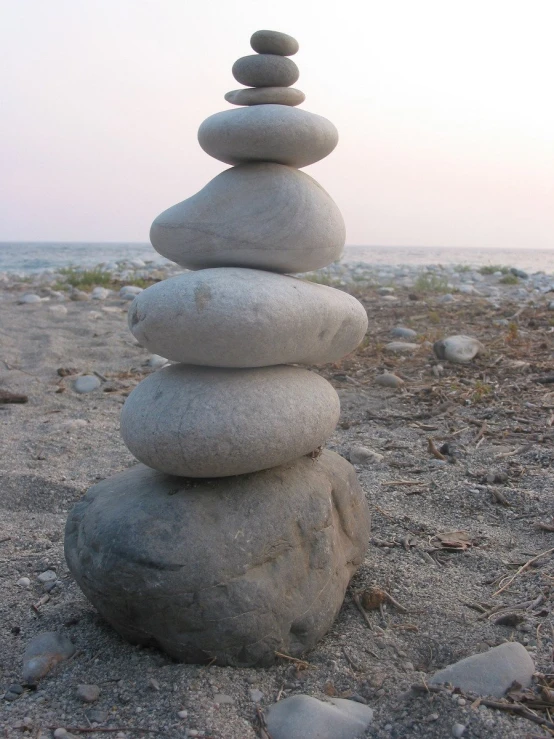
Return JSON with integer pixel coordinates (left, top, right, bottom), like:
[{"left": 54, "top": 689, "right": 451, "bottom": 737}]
[
  {"left": 64, "top": 450, "right": 371, "bottom": 666},
  {"left": 224, "top": 86, "right": 305, "bottom": 107},
  {"left": 232, "top": 54, "right": 299, "bottom": 87},
  {"left": 250, "top": 30, "right": 299, "bottom": 56},
  {"left": 198, "top": 105, "right": 337, "bottom": 167},
  {"left": 128, "top": 268, "right": 368, "bottom": 367},
  {"left": 150, "top": 163, "right": 345, "bottom": 273},
  {"left": 120, "top": 364, "right": 340, "bottom": 477}
]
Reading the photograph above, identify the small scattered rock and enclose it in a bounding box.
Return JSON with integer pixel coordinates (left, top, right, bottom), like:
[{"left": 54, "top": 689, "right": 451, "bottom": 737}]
[
  {"left": 384, "top": 341, "right": 419, "bottom": 354},
  {"left": 37, "top": 570, "right": 57, "bottom": 584},
  {"left": 375, "top": 372, "right": 404, "bottom": 388},
  {"left": 91, "top": 287, "right": 110, "bottom": 299},
  {"left": 439, "top": 293, "right": 454, "bottom": 303},
  {"left": 249, "top": 688, "right": 264, "bottom": 703},
  {"left": 70, "top": 289, "right": 89, "bottom": 302},
  {"left": 433, "top": 335, "right": 484, "bottom": 364},
  {"left": 177, "top": 710, "right": 189, "bottom": 719},
  {"left": 53, "top": 729, "right": 68, "bottom": 739},
  {"left": 511, "top": 267, "right": 528, "bottom": 279},
  {"left": 377, "top": 287, "right": 394, "bottom": 296},
  {"left": 390, "top": 326, "right": 417, "bottom": 340},
  {"left": 18, "top": 293, "right": 42, "bottom": 304},
  {"left": 266, "top": 695, "right": 373, "bottom": 739},
  {"left": 451, "top": 724, "right": 466, "bottom": 738},
  {"left": 213, "top": 693, "right": 234, "bottom": 705},
  {"left": 349, "top": 446, "right": 384, "bottom": 465},
  {"left": 22, "top": 631, "right": 75, "bottom": 685},
  {"left": 74, "top": 375, "right": 101, "bottom": 393},
  {"left": 17, "top": 577, "right": 31, "bottom": 588},
  {"left": 49, "top": 304, "right": 68, "bottom": 317},
  {"left": 120, "top": 285, "right": 144, "bottom": 300},
  {"left": 77, "top": 684, "right": 100, "bottom": 703},
  {"left": 3, "top": 684, "right": 24, "bottom": 702}
]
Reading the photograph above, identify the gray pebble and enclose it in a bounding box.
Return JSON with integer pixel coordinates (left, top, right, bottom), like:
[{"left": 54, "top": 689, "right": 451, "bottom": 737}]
[
  {"left": 249, "top": 688, "right": 264, "bottom": 702},
  {"left": 120, "top": 285, "right": 143, "bottom": 299},
  {"left": 225, "top": 86, "right": 305, "bottom": 107},
  {"left": 349, "top": 446, "right": 384, "bottom": 465},
  {"left": 22, "top": 632, "right": 75, "bottom": 685},
  {"left": 17, "top": 577, "right": 31, "bottom": 587},
  {"left": 74, "top": 375, "right": 101, "bottom": 393},
  {"left": 451, "top": 723, "right": 466, "bottom": 737},
  {"left": 37, "top": 569, "right": 57, "bottom": 583},
  {"left": 91, "top": 287, "right": 110, "bottom": 300},
  {"left": 70, "top": 289, "right": 89, "bottom": 301},
  {"left": 18, "top": 293, "right": 42, "bottom": 304},
  {"left": 232, "top": 54, "right": 299, "bottom": 88},
  {"left": 250, "top": 29, "right": 299, "bottom": 56},
  {"left": 384, "top": 341, "right": 419, "bottom": 354},
  {"left": 213, "top": 693, "right": 234, "bottom": 704},
  {"left": 147, "top": 354, "right": 168, "bottom": 369},
  {"left": 76, "top": 684, "right": 100, "bottom": 703},
  {"left": 390, "top": 326, "right": 417, "bottom": 340},
  {"left": 266, "top": 695, "right": 373, "bottom": 739},
  {"left": 375, "top": 372, "right": 404, "bottom": 388},
  {"left": 439, "top": 293, "right": 455, "bottom": 303}
]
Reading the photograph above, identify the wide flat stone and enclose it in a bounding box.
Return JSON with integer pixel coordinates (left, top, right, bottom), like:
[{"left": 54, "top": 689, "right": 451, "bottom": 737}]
[
  {"left": 232, "top": 54, "right": 299, "bottom": 87},
  {"left": 198, "top": 105, "right": 338, "bottom": 167},
  {"left": 266, "top": 695, "right": 373, "bottom": 739},
  {"left": 120, "top": 364, "right": 340, "bottom": 477},
  {"left": 64, "top": 451, "right": 371, "bottom": 666},
  {"left": 250, "top": 30, "right": 299, "bottom": 56},
  {"left": 433, "top": 335, "right": 484, "bottom": 363},
  {"left": 128, "top": 268, "right": 368, "bottom": 367},
  {"left": 430, "top": 642, "right": 535, "bottom": 697},
  {"left": 22, "top": 632, "right": 75, "bottom": 685},
  {"left": 150, "top": 163, "right": 345, "bottom": 273},
  {"left": 225, "top": 86, "right": 305, "bottom": 106}
]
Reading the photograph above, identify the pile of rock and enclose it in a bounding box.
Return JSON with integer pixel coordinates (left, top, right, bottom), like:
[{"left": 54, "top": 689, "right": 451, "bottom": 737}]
[{"left": 65, "top": 30, "right": 371, "bottom": 667}]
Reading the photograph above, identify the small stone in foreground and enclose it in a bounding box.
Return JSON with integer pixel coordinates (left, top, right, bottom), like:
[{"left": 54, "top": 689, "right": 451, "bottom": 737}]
[
  {"left": 433, "top": 335, "right": 484, "bottom": 364},
  {"left": 22, "top": 632, "right": 75, "bottom": 685},
  {"left": 390, "top": 326, "right": 417, "bottom": 340},
  {"left": 76, "top": 684, "right": 100, "bottom": 703},
  {"left": 349, "top": 446, "right": 384, "bottom": 464},
  {"left": 266, "top": 695, "right": 373, "bottom": 739},
  {"left": 384, "top": 341, "right": 419, "bottom": 354},
  {"left": 74, "top": 375, "right": 101, "bottom": 393},
  {"left": 375, "top": 373, "right": 404, "bottom": 388},
  {"left": 451, "top": 724, "right": 466, "bottom": 738},
  {"left": 429, "top": 641, "right": 535, "bottom": 698}
]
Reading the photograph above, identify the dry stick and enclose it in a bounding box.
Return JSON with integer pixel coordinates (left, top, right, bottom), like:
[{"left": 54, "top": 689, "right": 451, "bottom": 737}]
[
  {"left": 475, "top": 420, "right": 487, "bottom": 442},
  {"left": 49, "top": 729, "right": 159, "bottom": 735},
  {"left": 494, "top": 547, "right": 554, "bottom": 596},
  {"left": 274, "top": 651, "right": 310, "bottom": 668},
  {"left": 382, "top": 480, "right": 426, "bottom": 486},
  {"left": 427, "top": 437, "right": 446, "bottom": 460}
]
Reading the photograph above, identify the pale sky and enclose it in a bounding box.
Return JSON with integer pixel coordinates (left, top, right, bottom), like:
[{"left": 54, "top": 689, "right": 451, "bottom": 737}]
[{"left": 1, "top": 0, "right": 553, "bottom": 249}]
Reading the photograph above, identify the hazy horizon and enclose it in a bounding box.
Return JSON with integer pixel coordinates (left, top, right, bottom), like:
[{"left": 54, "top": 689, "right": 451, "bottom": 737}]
[{"left": 2, "top": 0, "right": 553, "bottom": 249}]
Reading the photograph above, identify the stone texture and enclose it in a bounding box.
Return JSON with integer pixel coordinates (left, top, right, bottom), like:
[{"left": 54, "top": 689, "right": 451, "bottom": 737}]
[
  {"left": 64, "top": 451, "right": 371, "bottom": 666},
  {"left": 128, "top": 268, "right": 368, "bottom": 367},
  {"left": 232, "top": 54, "right": 299, "bottom": 88},
  {"left": 250, "top": 30, "right": 299, "bottom": 56},
  {"left": 433, "top": 335, "right": 484, "bottom": 363},
  {"left": 22, "top": 632, "right": 75, "bottom": 685},
  {"left": 74, "top": 375, "right": 101, "bottom": 393},
  {"left": 430, "top": 642, "right": 535, "bottom": 697},
  {"left": 225, "top": 86, "right": 305, "bottom": 106},
  {"left": 198, "top": 105, "right": 338, "bottom": 167},
  {"left": 120, "top": 364, "right": 340, "bottom": 477},
  {"left": 150, "top": 163, "right": 345, "bottom": 273},
  {"left": 266, "top": 695, "right": 374, "bottom": 739}
]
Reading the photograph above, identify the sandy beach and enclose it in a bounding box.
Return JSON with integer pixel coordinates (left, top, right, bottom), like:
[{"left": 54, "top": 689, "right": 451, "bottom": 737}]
[{"left": 1, "top": 264, "right": 553, "bottom": 739}]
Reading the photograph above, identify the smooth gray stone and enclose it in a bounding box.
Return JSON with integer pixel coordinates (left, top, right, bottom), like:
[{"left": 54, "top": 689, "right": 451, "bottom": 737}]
[
  {"left": 74, "top": 375, "right": 101, "bottom": 393},
  {"left": 64, "top": 451, "right": 371, "bottom": 666},
  {"left": 22, "top": 632, "right": 75, "bottom": 685},
  {"left": 128, "top": 269, "right": 368, "bottom": 367},
  {"left": 18, "top": 293, "right": 42, "bottom": 304},
  {"left": 225, "top": 86, "right": 305, "bottom": 106},
  {"left": 430, "top": 642, "right": 535, "bottom": 697},
  {"left": 232, "top": 54, "right": 298, "bottom": 88},
  {"left": 120, "top": 364, "right": 340, "bottom": 477},
  {"left": 384, "top": 341, "right": 419, "bottom": 354},
  {"left": 250, "top": 29, "right": 299, "bottom": 56},
  {"left": 266, "top": 695, "right": 374, "bottom": 739},
  {"left": 433, "top": 335, "right": 484, "bottom": 363},
  {"left": 150, "top": 163, "right": 345, "bottom": 274},
  {"left": 390, "top": 326, "right": 417, "bottom": 340},
  {"left": 198, "top": 105, "right": 338, "bottom": 168}
]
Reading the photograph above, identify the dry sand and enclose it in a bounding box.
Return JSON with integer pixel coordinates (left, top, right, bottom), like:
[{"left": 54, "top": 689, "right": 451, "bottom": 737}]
[{"left": 1, "top": 279, "right": 553, "bottom": 739}]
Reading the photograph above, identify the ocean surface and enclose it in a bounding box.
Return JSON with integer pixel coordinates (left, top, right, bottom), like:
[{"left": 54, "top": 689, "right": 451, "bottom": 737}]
[{"left": 1, "top": 242, "right": 554, "bottom": 274}]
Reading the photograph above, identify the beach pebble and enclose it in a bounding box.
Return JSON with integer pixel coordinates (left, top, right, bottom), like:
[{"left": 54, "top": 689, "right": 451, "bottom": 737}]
[
  {"left": 349, "top": 446, "right": 384, "bottom": 464},
  {"left": 548, "top": 301, "right": 554, "bottom": 310},
  {"left": 433, "top": 335, "right": 484, "bottom": 363},
  {"left": 451, "top": 724, "right": 466, "bottom": 738},
  {"left": 266, "top": 695, "right": 373, "bottom": 739},
  {"left": 177, "top": 710, "right": 188, "bottom": 719},
  {"left": 74, "top": 375, "right": 101, "bottom": 393},
  {"left": 232, "top": 54, "right": 299, "bottom": 87},
  {"left": 91, "top": 287, "right": 110, "bottom": 299},
  {"left": 37, "top": 569, "right": 57, "bottom": 583},
  {"left": 53, "top": 729, "right": 68, "bottom": 738},
  {"left": 249, "top": 689, "right": 264, "bottom": 702},
  {"left": 384, "top": 341, "right": 419, "bottom": 354},
  {"left": 198, "top": 106, "right": 338, "bottom": 168},
  {"left": 225, "top": 86, "right": 305, "bottom": 107},
  {"left": 65, "top": 451, "right": 370, "bottom": 667},
  {"left": 390, "top": 327, "right": 417, "bottom": 340},
  {"left": 18, "top": 293, "right": 42, "bottom": 304},
  {"left": 121, "top": 364, "right": 340, "bottom": 477},
  {"left": 511, "top": 267, "right": 528, "bottom": 279},
  {"left": 377, "top": 287, "right": 394, "bottom": 295},
  {"left": 150, "top": 163, "right": 345, "bottom": 274},
  {"left": 76, "top": 684, "right": 100, "bottom": 702},
  {"left": 49, "top": 304, "right": 68, "bottom": 317},
  {"left": 17, "top": 577, "right": 31, "bottom": 588},
  {"left": 213, "top": 693, "right": 234, "bottom": 705},
  {"left": 439, "top": 293, "right": 455, "bottom": 303},
  {"left": 430, "top": 642, "right": 535, "bottom": 698},
  {"left": 120, "top": 285, "right": 143, "bottom": 299},
  {"left": 129, "top": 269, "right": 367, "bottom": 367},
  {"left": 22, "top": 632, "right": 75, "bottom": 685},
  {"left": 147, "top": 354, "right": 169, "bottom": 369},
  {"left": 250, "top": 29, "right": 299, "bottom": 56},
  {"left": 4, "top": 683, "right": 24, "bottom": 701},
  {"left": 375, "top": 372, "right": 404, "bottom": 388},
  {"left": 70, "top": 289, "right": 89, "bottom": 301}
]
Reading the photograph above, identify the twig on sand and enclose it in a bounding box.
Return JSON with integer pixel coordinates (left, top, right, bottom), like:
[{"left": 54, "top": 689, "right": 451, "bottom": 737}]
[
  {"left": 48, "top": 729, "right": 160, "bottom": 735},
  {"left": 274, "top": 651, "right": 310, "bottom": 669},
  {"left": 493, "top": 547, "right": 554, "bottom": 596},
  {"left": 427, "top": 437, "right": 446, "bottom": 460}
]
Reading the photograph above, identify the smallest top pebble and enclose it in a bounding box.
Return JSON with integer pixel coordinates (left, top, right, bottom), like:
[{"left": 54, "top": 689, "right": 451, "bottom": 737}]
[{"left": 250, "top": 30, "right": 299, "bottom": 56}]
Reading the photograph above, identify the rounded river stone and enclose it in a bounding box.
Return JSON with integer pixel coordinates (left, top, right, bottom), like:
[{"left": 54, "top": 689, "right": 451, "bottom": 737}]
[
  {"left": 250, "top": 30, "right": 299, "bottom": 56},
  {"left": 128, "top": 268, "right": 368, "bottom": 367},
  {"left": 64, "top": 450, "right": 371, "bottom": 666},
  {"left": 198, "top": 105, "right": 337, "bottom": 168},
  {"left": 150, "top": 163, "right": 345, "bottom": 273},
  {"left": 120, "top": 364, "right": 340, "bottom": 477},
  {"left": 232, "top": 54, "right": 299, "bottom": 88},
  {"left": 224, "top": 86, "right": 305, "bottom": 106}
]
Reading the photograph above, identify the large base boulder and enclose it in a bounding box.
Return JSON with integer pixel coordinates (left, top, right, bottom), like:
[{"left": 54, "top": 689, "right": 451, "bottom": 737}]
[{"left": 64, "top": 451, "right": 370, "bottom": 666}]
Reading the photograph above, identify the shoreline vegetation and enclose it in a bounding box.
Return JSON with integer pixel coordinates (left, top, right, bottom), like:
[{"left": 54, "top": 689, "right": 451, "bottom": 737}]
[{"left": 1, "top": 256, "right": 553, "bottom": 738}]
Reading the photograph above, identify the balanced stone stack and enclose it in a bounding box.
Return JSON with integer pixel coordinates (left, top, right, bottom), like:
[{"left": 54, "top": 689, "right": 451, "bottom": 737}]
[{"left": 65, "top": 30, "right": 371, "bottom": 667}]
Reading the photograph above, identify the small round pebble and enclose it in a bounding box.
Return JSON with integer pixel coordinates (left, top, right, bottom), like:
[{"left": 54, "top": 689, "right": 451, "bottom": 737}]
[
  {"left": 74, "top": 375, "right": 101, "bottom": 393},
  {"left": 177, "top": 710, "right": 189, "bottom": 719},
  {"left": 17, "top": 577, "right": 31, "bottom": 587},
  {"left": 18, "top": 293, "right": 42, "bottom": 304},
  {"left": 250, "top": 30, "right": 299, "bottom": 56},
  {"left": 37, "top": 569, "right": 57, "bottom": 583},
  {"left": 53, "top": 730, "right": 68, "bottom": 739},
  {"left": 76, "top": 683, "right": 100, "bottom": 703},
  {"left": 451, "top": 723, "right": 466, "bottom": 737},
  {"left": 232, "top": 54, "right": 299, "bottom": 88}
]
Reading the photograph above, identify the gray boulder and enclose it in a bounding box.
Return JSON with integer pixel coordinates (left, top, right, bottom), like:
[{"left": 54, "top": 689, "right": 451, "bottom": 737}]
[
  {"left": 225, "top": 86, "right": 305, "bottom": 106},
  {"left": 64, "top": 451, "right": 371, "bottom": 666},
  {"left": 150, "top": 163, "right": 345, "bottom": 273},
  {"left": 266, "top": 695, "right": 373, "bottom": 739},
  {"left": 430, "top": 642, "right": 535, "bottom": 697},
  {"left": 128, "top": 268, "right": 368, "bottom": 367},
  {"left": 232, "top": 54, "right": 299, "bottom": 87},
  {"left": 198, "top": 105, "right": 338, "bottom": 168},
  {"left": 120, "top": 364, "right": 340, "bottom": 477}
]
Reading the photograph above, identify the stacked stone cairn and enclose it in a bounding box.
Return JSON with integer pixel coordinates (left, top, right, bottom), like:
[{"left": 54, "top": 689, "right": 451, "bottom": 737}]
[{"left": 65, "top": 30, "right": 372, "bottom": 667}]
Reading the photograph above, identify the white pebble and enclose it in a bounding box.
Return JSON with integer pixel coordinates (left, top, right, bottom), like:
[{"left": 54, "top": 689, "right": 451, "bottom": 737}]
[
  {"left": 177, "top": 710, "right": 189, "bottom": 719},
  {"left": 53, "top": 730, "right": 68, "bottom": 739},
  {"left": 451, "top": 723, "right": 466, "bottom": 738},
  {"left": 17, "top": 577, "right": 31, "bottom": 587}
]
